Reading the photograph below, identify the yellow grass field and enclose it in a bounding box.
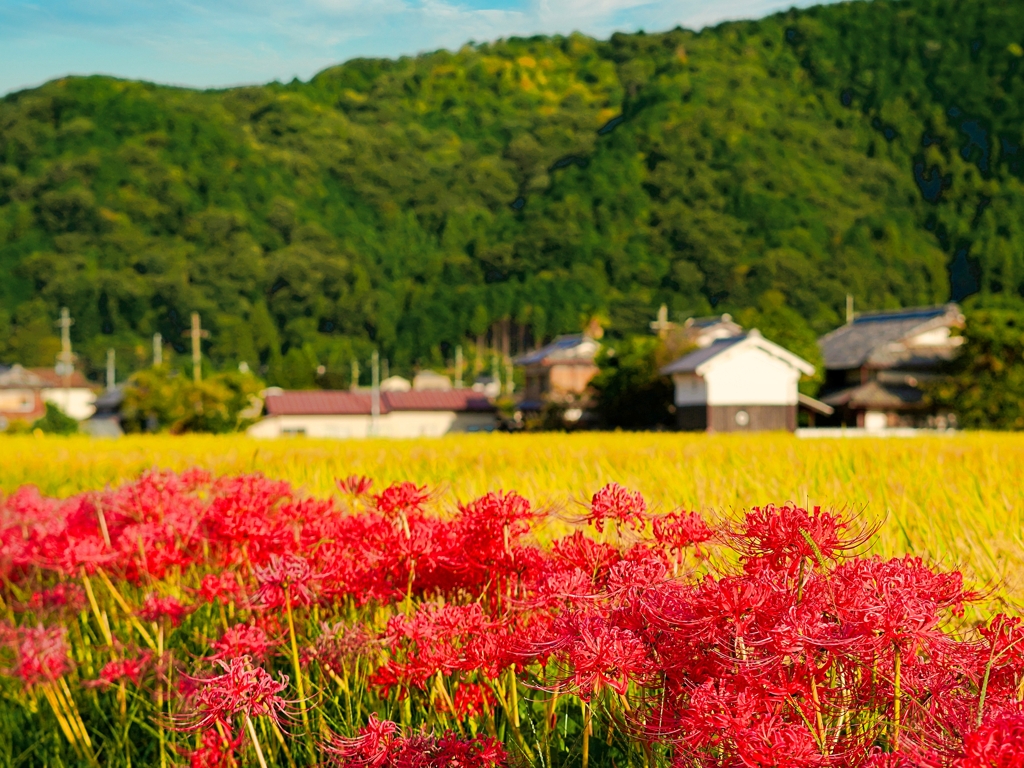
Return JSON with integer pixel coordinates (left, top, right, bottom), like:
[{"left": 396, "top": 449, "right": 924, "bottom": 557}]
[{"left": 1, "top": 431, "right": 1022, "bottom": 608}]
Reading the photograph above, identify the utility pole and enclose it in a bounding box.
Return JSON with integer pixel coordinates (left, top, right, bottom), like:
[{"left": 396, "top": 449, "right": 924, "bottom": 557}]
[
  {"left": 351, "top": 360, "right": 360, "bottom": 391},
  {"left": 56, "top": 307, "right": 75, "bottom": 413},
  {"left": 370, "top": 350, "right": 380, "bottom": 435},
  {"left": 455, "top": 345, "right": 463, "bottom": 389},
  {"left": 505, "top": 357, "right": 514, "bottom": 397},
  {"left": 153, "top": 333, "right": 163, "bottom": 367},
  {"left": 846, "top": 294, "right": 855, "bottom": 325},
  {"left": 182, "top": 312, "right": 209, "bottom": 383},
  {"left": 106, "top": 349, "right": 116, "bottom": 391},
  {"left": 650, "top": 304, "right": 675, "bottom": 339}
]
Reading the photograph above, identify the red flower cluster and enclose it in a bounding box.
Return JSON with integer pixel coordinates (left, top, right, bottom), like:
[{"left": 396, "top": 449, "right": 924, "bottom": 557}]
[{"left": 1, "top": 471, "right": 1023, "bottom": 767}]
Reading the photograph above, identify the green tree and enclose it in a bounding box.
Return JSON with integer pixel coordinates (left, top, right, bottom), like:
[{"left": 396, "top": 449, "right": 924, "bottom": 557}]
[
  {"left": 32, "top": 402, "right": 79, "bottom": 435},
  {"left": 591, "top": 336, "right": 675, "bottom": 429},
  {"left": 928, "top": 305, "right": 1024, "bottom": 430},
  {"left": 121, "top": 368, "right": 264, "bottom": 433}
]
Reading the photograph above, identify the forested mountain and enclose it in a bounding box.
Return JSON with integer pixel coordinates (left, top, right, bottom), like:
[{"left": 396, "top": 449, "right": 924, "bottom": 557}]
[{"left": 2, "top": 0, "right": 1023, "bottom": 385}]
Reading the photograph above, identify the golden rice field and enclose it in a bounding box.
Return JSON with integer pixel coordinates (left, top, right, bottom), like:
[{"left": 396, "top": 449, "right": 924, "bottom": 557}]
[{"left": 1, "top": 431, "right": 1023, "bottom": 609}]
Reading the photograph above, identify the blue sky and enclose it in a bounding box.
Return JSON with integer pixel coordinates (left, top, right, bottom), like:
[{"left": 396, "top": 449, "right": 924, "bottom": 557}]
[{"left": 1, "top": 0, "right": 832, "bottom": 96}]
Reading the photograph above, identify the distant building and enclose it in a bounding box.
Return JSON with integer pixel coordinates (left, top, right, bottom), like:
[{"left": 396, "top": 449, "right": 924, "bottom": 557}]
[
  {"left": 412, "top": 371, "right": 452, "bottom": 391},
  {"left": 81, "top": 386, "right": 125, "bottom": 437},
  {"left": 681, "top": 313, "right": 744, "bottom": 348},
  {"left": 0, "top": 365, "right": 97, "bottom": 425},
  {"left": 514, "top": 334, "right": 601, "bottom": 410},
  {"left": 247, "top": 389, "right": 496, "bottom": 439},
  {"left": 380, "top": 375, "right": 412, "bottom": 392},
  {"left": 660, "top": 330, "right": 816, "bottom": 432},
  {"left": 817, "top": 304, "right": 964, "bottom": 429}
]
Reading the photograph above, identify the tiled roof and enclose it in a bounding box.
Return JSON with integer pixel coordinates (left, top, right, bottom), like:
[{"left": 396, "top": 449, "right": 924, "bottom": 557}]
[
  {"left": 821, "top": 381, "right": 925, "bottom": 410},
  {"left": 514, "top": 335, "right": 599, "bottom": 366},
  {"left": 264, "top": 389, "right": 495, "bottom": 416},
  {"left": 382, "top": 390, "right": 493, "bottom": 412},
  {"left": 28, "top": 368, "right": 93, "bottom": 388},
  {"left": 818, "top": 304, "right": 961, "bottom": 370},
  {"left": 267, "top": 391, "right": 375, "bottom": 415},
  {"left": 659, "top": 335, "right": 747, "bottom": 375}
]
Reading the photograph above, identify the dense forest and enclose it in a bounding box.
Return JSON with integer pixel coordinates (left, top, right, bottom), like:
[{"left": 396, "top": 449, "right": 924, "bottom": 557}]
[{"left": 2, "top": 0, "right": 1023, "bottom": 385}]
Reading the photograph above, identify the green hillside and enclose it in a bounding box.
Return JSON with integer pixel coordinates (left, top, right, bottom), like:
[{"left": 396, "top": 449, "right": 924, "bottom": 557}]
[{"left": 2, "top": 0, "right": 1023, "bottom": 385}]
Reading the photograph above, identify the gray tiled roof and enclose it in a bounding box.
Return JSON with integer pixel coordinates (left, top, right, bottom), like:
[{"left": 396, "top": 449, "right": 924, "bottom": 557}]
[
  {"left": 659, "top": 334, "right": 747, "bottom": 375},
  {"left": 514, "top": 334, "right": 597, "bottom": 366},
  {"left": 818, "top": 305, "right": 960, "bottom": 370}
]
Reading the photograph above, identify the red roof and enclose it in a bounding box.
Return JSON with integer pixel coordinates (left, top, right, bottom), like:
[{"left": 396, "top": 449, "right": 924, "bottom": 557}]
[
  {"left": 382, "top": 390, "right": 494, "bottom": 412},
  {"left": 265, "top": 390, "right": 494, "bottom": 416},
  {"left": 27, "top": 368, "right": 93, "bottom": 388},
  {"left": 266, "top": 391, "right": 374, "bottom": 416}
]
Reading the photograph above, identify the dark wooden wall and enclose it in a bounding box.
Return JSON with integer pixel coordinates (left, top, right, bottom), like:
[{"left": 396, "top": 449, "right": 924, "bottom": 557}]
[{"left": 708, "top": 404, "right": 796, "bottom": 433}]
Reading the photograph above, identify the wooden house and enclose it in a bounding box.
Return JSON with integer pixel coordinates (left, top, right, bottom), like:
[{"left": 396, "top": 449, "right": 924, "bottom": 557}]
[
  {"left": 817, "top": 304, "right": 963, "bottom": 429},
  {"left": 0, "top": 364, "right": 96, "bottom": 427},
  {"left": 514, "top": 334, "right": 601, "bottom": 411},
  {"left": 659, "top": 330, "right": 815, "bottom": 432}
]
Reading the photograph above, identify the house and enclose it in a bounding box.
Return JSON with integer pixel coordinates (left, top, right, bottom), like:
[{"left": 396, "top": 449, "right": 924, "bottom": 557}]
[
  {"left": 0, "top": 364, "right": 97, "bottom": 425},
  {"left": 412, "top": 371, "right": 452, "bottom": 391},
  {"left": 247, "top": 389, "right": 497, "bottom": 439},
  {"left": 817, "top": 304, "right": 964, "bottom": 429},
  {"left": 514, "top": 334, "right": 601, "bottom": 410},
  {"left": 659, "top": 330, "right": 816, "bottom": 432}
]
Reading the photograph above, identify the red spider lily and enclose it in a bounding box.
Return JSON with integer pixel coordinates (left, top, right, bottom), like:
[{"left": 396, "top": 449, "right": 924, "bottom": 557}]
[
  {"left": 309, "top": 622, "right": 377, "bottom": 676},
  {"left": 253, "top": 554, "right": 321, "bottom": 609},
  {"left": 652, "top": 510, "right": 714, "bottom": 556},
  {"left": 732, "top": 503, "right": 871, "bottom": 577},
  {"left": 196, "top": 572, "right": 247, "bottom": 605},
  {"left": 139, "top": 594, "right": 194, "bottom": 627},
  {"left": 337, "top": 475, "right": 374, "bottom": 496},
  {"left": 0, "top": 624, "right": 71, "bottom": 687},
  {"left": 374, "top": 482, "right": 430, "bottom": 517},
  {"left": 87, "top": 652, "right": 152, "bottom": 689},
  {"left": 588, "top": 483, "right": 647, "bottom": 533},
  {"left": 23, "top": 583, "right": 86, "bottom": 612},
  {"left": 210, "top": 624, "right": 274, "bottom": 661},
  {"left": 957, "top": 712, "right": 1024, "bottom": 767},
  {"left": 180, "top": 727, "right": 245, "bottom": 768},
  {"left": 179, "top": 656, "right": 289, "bottom": 731},
  {"left": 326, "top": 714, "right": 398, "bottom": 767},
  {"left": 326, "top": 716, "right": 507, "bottom": 768}
]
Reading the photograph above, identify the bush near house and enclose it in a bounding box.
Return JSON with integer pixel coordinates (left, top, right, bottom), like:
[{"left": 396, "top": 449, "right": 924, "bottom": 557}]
[{"left": 120, "top": 367, "right": 265, "bottom": 434}]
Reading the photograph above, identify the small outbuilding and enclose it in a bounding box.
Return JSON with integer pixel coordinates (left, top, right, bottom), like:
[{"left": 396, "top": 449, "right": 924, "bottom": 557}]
[{"left": 659, "top": 330, "right": 816, "bottom": 432}]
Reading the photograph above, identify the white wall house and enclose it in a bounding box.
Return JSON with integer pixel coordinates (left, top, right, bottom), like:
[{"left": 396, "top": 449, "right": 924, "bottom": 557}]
[
  {"left": 247, "top": 390, "right": 497, "bottom": 439},
  {"left": 660, "top": 330, "right": 815, "bottom": 432}
]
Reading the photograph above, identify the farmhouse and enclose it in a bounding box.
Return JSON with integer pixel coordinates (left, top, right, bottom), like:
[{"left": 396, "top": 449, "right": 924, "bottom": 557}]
[
  {"left": 0, "top": 364, "right": 96, "bottom": 426},
  {"left": 247, "top": 389, "right": 497, "bottom": 439},
  {"left": 659, "top": 330, "right": 817, "bottom": 432},
  {"left": 514, "top": 334, "right": 601, "bottom": 409},
  {"left": 817, "top": 304, "right": 963, "bottom": 429}
]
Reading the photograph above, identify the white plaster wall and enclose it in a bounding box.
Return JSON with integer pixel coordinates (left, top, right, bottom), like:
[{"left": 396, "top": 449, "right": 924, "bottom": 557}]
[
  {"left": 672, "top": 374, "right": 708, "bottom": 406},
  {"left": 248, "top": 411, "right": 496, "bottom": 439},
  {"left": 703, "top": 347, "right": 800, "bottom": 406},
  {"left": 41, "top": 388, "right": 96, "bottom": 420},
  {"left": 247, "top": 414, "right": 373, "bottom": 438}
]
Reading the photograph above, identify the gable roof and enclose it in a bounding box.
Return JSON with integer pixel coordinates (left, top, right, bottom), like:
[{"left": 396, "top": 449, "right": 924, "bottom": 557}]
[
  {"left": 818, "top": 304, "right": 962, "bottom": 370},
  {"left": 659, "top": 331, "right": 815, "bottom": 377},
  {"left": 264, "top": 389, "right": 494, "bottom": 416},
  {"left": 514, "top": 335, "right": 599, "bottom": 367}
]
